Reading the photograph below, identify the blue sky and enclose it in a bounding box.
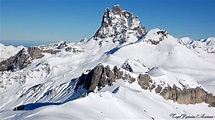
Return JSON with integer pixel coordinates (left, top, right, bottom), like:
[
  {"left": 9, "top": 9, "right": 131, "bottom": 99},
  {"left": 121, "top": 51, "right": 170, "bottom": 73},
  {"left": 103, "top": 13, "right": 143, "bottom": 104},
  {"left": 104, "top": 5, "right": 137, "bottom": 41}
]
[{"left": 0, "top": 0, "right": 215, "bottom": 46}]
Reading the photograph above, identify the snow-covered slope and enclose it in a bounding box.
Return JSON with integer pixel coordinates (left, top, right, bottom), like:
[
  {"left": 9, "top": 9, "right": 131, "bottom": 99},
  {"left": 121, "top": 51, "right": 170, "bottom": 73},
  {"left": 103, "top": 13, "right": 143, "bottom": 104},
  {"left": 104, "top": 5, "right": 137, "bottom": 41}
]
[
  {"left": 2, "top": 80, "right": 215, "bottom": 120},
  {"left": 0, "top": 5, "right": 215, "bottom": 120}
]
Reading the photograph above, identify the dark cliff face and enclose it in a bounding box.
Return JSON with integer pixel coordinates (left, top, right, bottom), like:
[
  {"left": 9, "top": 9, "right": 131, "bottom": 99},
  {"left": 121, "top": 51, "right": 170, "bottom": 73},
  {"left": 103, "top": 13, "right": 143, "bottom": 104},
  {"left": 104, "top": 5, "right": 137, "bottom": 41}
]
[
  {"left": 137, "top": 74, "right": 215, "bottom": 107},
  {"left": 0, "top": 47, "right": 45, "bottom": 71},
  {"left": 27, "top": 47, "right": 44, "bottom": 59},
  {"left": 75, "top": 64, "right": 135, "bottom": 93},
  {"left": 0, "top": 41, "right": 86, "bottom": 72},
  {"left": 0, "top": 46, "right": 55, "bottom": 71},
  {"left": 0, "top": 48, "right": 30, "bottom": 71},
  {"left": 74, "top": 64, "right": 215, "bottom": 107},
  {"left": 94, "top": 5, "right": 146, "bottom": 42},
  {"left": 161, "top": 86, "right": 215, "bottom": 107}
]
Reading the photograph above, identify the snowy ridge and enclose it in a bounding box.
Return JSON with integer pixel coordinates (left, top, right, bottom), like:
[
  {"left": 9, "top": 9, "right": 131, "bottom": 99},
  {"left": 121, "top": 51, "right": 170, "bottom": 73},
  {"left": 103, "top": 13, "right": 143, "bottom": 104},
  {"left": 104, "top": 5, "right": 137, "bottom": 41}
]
[
  {"left": 179, "top": 37, "right": 215, "bottom": 53},
  {"left": 147, "top": 67, "right": 201, "bottom": 89},
  {"left": 140, "top": 28, "right": 168, "bottom": 45},
  {"left": 0, "top": 43, "right": 24, "bottom": 61},
  {"left": 1, "top": 5, "right": 215, "bottom": 120}
]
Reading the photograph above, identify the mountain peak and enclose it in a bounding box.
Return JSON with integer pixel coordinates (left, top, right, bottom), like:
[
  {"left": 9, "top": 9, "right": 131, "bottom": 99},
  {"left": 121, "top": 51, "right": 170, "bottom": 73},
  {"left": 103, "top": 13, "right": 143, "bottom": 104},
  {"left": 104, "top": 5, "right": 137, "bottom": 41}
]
[
  {"left": 94, "top": 5, "right": 146, "bottom": 42},
  {"left": 113, "top": 4, "right": 122, "bottom": 14}
]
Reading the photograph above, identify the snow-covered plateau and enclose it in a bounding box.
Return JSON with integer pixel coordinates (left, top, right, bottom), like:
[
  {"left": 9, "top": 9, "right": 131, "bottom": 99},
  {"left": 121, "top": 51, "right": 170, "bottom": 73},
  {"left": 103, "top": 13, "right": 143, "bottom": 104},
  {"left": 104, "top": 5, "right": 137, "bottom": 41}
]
[{"left": 0, "top": 5, "right": 215, "bottom": 120}]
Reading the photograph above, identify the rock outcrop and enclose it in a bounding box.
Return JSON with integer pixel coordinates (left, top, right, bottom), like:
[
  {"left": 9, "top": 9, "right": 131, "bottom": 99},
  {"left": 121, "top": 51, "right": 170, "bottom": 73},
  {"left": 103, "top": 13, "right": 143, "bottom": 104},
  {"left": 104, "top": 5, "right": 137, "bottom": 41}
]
[
  {"left": 0, "top": 48, "right": 31, "bottom": 71},
  {"left": 159, "top": 86, "right": 215, "bottom": 107},
  {"left": 75, "top": 64, "right": 135, "bottom": 93},
  {"left": 27, "top": 47, "right": 44, "bottom": 59},
  {"left": 137, "top": 74, "right": 152, "bottom": 90},
  {"left": 148, "top": 30, "right": 168, "bottom": 45},
  {"left": 0, "top": 46, "right": 62, "bottom": 71},
  {"left": 0, "top": 46, "right": 45, "bottom": 71},
  {"left": 121, "top": 60, "right": 133, "bottom": 72},
  {"left": 43, "top": 49, "right": 61, "bottom": 54},
  {"left": 136, "top": 74, "right": 215, "bottom": 107},
  {"left": 57, "top": 41, "right": 68, "bottom": 49}
]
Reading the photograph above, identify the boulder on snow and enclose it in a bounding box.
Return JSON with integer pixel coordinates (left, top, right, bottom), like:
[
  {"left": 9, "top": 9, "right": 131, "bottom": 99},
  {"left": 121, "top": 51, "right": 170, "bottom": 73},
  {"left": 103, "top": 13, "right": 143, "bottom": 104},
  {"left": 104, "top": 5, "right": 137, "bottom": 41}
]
[
  {"left": 137, "top": 74, "right": 152, "bottom": 90},
  {"left": 206, "top": 93, "right": 215, "bottom": 105},
  {"left": 122, "top": 73, "right": 135, "bottom": 83},
  {"left": 209, "top": 102, "right": 215, "bottom": 107},
  {"left": 155, "top": 85, "right": 162, "bottom": 93}
]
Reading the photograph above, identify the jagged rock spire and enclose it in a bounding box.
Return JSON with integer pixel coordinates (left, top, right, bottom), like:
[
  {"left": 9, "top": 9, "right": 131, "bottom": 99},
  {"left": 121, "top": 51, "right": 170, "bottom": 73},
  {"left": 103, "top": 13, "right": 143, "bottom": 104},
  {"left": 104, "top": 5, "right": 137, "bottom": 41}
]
[
  {"left": 113, "top": 4, "right": 122, "bottom": 15},
  {"left": 94, "top": 5, "right": 146, "bottom": 42}
]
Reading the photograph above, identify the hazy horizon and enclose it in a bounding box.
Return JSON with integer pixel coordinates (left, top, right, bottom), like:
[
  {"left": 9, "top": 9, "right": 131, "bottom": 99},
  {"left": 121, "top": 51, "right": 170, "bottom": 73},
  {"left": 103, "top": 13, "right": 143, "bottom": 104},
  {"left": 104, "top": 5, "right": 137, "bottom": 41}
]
[{"left": 1, "top": 0, "right": 215, "bottom": 46}]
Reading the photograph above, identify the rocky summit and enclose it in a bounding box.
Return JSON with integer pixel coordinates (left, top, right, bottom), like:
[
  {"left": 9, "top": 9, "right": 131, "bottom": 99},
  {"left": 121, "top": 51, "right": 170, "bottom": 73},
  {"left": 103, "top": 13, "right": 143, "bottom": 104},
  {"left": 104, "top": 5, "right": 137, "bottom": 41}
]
[
  {"left": 94, "top": 5, "right": 146, "bottom": 42},
  {"left": 1, "top": 5, "right": 215, "bottom": 120}
]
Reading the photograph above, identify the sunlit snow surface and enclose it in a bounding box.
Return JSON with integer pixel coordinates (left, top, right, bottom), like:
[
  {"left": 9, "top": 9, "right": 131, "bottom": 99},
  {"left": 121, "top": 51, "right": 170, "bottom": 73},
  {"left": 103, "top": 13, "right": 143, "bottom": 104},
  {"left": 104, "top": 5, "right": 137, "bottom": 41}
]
[{"left": 0, "top": 29, "right": 215, "bottom": 119}]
